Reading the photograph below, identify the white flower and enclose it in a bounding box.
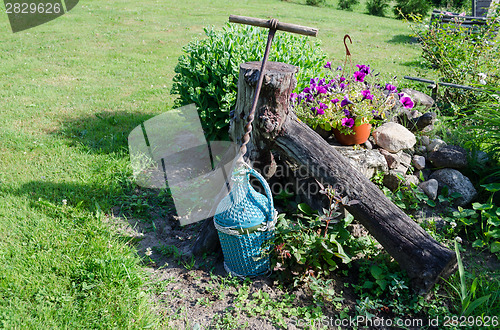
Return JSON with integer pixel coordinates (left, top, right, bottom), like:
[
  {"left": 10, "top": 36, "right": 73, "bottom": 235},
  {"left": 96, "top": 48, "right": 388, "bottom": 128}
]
[
  {"left": 479, "top": 73, "right": 487, "bottom": 85},
  {"left": 145, "top": 247, "right": 153, "bottom": 256},
  {"left": 62, "top": 199, "right": 67, "bottom": 206},
  {"left": 450, "top": 221, "right": 457, "bottom": 228},
  {"left": 455, "top": 236, "right": 463, "bottom": 243}
]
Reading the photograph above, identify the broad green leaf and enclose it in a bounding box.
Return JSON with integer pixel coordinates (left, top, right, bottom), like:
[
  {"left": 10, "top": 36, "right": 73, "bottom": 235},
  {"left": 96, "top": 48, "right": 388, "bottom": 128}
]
[
  {"left": 370, "top": 265, "right": 384, "bottom": 280},
  {"left": 487, "top": 216, "right": 500, "bottom": 227},
  {"left": 481, "top": 183, "right": 500, "bottom": 192},
  {"left": 485, "top": 228, "right": 500, "bottom": 239},
  {"left": 490, "top": 241, "right": 500, "bottom": 253},
  {"left": 459, "top": 217, "right": 477, "bottom": 226},
  {"left": 472, "top": 239, "right": 486, "bottom": 248},
  {"left": 376, "top": 279, "right": 388, "bottom": 291},
  {"left": 472, "top": 202, "right": 494, "bottom": 211},
  {"left": 297, "top": 203, "right": 315, "bottom": 215}
]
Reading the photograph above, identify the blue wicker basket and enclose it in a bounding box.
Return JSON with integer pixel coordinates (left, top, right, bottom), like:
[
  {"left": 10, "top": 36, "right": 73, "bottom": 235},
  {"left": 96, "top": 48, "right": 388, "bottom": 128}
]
[{"left": 214, "top": 166, "right": 276, "bottom": 277}]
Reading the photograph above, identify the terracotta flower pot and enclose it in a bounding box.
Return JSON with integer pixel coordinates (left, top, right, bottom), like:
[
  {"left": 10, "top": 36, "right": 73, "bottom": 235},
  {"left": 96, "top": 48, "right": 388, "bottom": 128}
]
[{"left": 332, "top": 123, "right": 372, "bottom": 146}]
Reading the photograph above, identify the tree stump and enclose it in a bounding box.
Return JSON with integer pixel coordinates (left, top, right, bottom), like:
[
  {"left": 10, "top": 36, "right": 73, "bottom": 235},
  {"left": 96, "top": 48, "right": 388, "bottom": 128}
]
[{"left": 194, "top": 61, "right": 457, "bottom": 293}]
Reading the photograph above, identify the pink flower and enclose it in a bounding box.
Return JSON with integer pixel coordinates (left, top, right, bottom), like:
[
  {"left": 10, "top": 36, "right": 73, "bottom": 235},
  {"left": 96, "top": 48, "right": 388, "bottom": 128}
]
[
  {"left": 341, "top": 117, "right": 355, "bottom": 128},
  {"left": 400, "top": 96, "right": 414, "bottom": 109},
  {"left": 353, "top": 71, "right": 366, "bottom": 82}
]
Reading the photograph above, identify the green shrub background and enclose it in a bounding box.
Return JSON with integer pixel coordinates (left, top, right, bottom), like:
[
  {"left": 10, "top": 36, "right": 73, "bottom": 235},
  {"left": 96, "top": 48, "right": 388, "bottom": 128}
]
[{"left": 171, "top": 24, "right": 326, "bottom": 141}]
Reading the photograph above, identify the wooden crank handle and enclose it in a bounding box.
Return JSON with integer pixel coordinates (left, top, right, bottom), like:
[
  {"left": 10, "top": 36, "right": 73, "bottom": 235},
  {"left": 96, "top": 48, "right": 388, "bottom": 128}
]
[{"left": 229, "top": 15, "right": 318, "bottom": 37}]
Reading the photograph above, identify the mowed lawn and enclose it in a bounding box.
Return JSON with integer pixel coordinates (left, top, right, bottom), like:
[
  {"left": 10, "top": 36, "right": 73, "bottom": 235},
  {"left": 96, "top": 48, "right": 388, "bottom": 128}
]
[{"left": 0, "top": 0, "right": 422, "bottom": 328}]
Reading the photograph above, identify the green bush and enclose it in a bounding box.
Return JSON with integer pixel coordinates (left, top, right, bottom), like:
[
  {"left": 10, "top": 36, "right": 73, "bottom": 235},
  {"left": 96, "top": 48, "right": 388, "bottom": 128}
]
[
  {"left": 411, "top": 16, "right": 499, "bottom": 113},
  {"left": 306, "top": 0, "right": 325, "bottom": 6},
  {"left": 366, "top": 0, "right": 390, "bottom": 16},
  {"left": 394, "top": 0, "right": 431, "bottom": 19},
  {"left": 171, "top": 24, "right": 326, "bottom": 141},
  {"left": 338, "top": 0, "right": 359, "bottom": 11}
]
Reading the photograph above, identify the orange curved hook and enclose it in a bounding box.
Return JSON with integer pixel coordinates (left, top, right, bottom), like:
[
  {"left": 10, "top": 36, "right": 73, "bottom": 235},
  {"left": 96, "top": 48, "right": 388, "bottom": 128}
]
[{"left": 343, "top": 34, "right": 352, "bottom": 57}]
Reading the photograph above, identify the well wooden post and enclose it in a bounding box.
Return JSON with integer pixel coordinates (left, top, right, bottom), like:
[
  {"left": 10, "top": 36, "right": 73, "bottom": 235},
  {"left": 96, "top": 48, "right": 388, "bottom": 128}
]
[{"left": 194, "top": 61, "right": 457, "bottom": 293}]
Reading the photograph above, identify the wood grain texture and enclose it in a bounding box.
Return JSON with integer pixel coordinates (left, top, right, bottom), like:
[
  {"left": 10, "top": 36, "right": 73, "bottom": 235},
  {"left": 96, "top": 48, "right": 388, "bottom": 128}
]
[{"left": 229, "top": 15, "right": 318, "bottom": 37}]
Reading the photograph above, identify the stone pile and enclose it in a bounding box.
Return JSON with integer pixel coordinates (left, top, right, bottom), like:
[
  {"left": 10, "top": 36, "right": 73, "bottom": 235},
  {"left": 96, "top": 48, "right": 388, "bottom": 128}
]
[{"left": 328, "top": 89, "right": 480, "bottom": 210}]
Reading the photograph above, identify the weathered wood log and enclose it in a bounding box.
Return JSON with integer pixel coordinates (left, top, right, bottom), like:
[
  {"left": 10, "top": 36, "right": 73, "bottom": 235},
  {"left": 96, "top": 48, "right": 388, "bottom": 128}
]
[{"left": 226, "top": 61, "right": 457, "bottom": 293}]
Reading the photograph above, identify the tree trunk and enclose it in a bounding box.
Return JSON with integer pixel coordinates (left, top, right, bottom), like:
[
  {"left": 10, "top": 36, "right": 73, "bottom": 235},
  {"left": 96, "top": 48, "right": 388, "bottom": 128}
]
[{"left": 194, "top": 61, "right": 457, "bottom": 293}]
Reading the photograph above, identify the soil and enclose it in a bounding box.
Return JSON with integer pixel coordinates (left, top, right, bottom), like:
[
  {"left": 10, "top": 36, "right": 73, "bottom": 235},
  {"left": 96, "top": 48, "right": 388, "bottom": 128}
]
[{"left": 107, "top": 196, "right": 500, "bottom": 330}]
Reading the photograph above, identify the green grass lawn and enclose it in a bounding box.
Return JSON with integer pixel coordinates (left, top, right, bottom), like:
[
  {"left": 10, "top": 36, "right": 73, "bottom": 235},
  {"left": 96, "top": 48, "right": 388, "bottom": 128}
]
[{"left": 0, "top": 0, "right": 424, "bottom": 327}]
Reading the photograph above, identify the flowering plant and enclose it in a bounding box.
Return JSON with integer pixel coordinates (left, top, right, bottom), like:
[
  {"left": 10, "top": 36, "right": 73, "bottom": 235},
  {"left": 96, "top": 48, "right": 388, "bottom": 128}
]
[{"left": 291, "top": 62, "right": 414, "bottom": 135}]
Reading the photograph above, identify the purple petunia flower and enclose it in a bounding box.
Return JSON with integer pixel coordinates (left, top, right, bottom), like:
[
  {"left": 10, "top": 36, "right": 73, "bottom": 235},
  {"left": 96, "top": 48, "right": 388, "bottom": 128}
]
[
  {"left": 303, "top": 87, "right": 311, "bottom": 94},
  {"left": 341, "top": 117, "right": 355, "bottom": 128},
  {"left": 400, "top": 96, "right": 414, "bottom": 109},
  {"left": 315, "top": 102, "right": 328, "bottom": 115},
  {"left": 318, "top": 78, "right": 326, "bottom": 86},
  {"left": 361, "top": 89, "right": 374, "bottom": 101},
  {"left": 343, "top": 108, "right": 350, "bottom": 117},
  {"left": 356, "top": 64, "right": 371, "bottom": 75},
  {"left": 385, "top": 84, "right": 397, "bottom": 93},
  {"left": 324, "top": 62, "right": 332, "bottom": 69},
  {"left": 337, "top": 66, "right": 342, "bottom": 71},
  {"left": 290, "top": 93, "right": 298, "bottom": 102},
  {"left": 353, "top": 71, "right": 366, "bottom": 82},
  {"left": 341, "top": 96, "right": 353, "bottom": 108},
  {"left": 339, "top": 83, "right": 346, "bottom": 90},
  {"left": 316, "top": 85, "right": 328, "bottom": 94},
  {"left": 305, "top": 94, "right": 314, "bottom": 103},
  {"left": 339, "top": 76, "right": 346, "bottom": 83},
  {"left": 331, "top": 98, "right": 339, "bottom": 104},
  {"left": 310, "top": 78, "right": 319, "bottom": 85}
]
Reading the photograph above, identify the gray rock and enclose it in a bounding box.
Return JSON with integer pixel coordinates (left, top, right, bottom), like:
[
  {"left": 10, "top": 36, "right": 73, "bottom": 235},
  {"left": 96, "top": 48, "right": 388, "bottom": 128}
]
[
  {"left": 427, "top": 138, "right": 447, "bottom": 152},
  {"left": 420, "top": 136, "right": 430, "bottom": 146},
  {"left": 410, "top": 110, "right": 423, "bottom": 119},
  {"left": 430, "top": 169, "right": 477, "bottom": 206},
  {"left": 398, "top": 111, "right": 437, "bottom": 132},
  {"left": 363, "top": 139, "right": 373, "bottom": 150},
  {"left": 470, "top": 150, "right": 489, "bottom": 166},
  {"left": 419, "top": 179, "right": 439, "bottom": 200},
  {"left": 332, "top": 145, "right": 388, "bottom": 179},
  {"left": 372, "top": 122, "right": 417, "bottom": 153},
  {"left": 383, "top": 170, "right": 406, "bottom": 191},
  {"left": 401, "top": 88, "right": 435, "bottom": 109},
  {"left": 379, "top": 148, "right": 399, "bottom": 169},
  {"left": 383, "top": 171, "right": 419, "bottom": 191},
  {"left": 413, "top": 155, "right": 426, "bottom": 170},
  {"left": 416, "top": 145, "right": 428, "bottom": 156},
  {"left": 415, "top": 112, "right": 437, "bottom": 131},
  {"left": 428, "top": 145, "right": 468, "bottom": 169},
  {"left": 399, "top": 152, "right": 412, "bottom": 168}
]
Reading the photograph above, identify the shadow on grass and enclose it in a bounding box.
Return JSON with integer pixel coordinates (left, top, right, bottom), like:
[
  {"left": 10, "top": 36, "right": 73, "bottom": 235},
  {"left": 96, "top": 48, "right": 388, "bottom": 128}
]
[
  {"left": 387, "top": 34, "right": 419, "bottom": 44},
  {"left": 6, "top": 179, "right": 175, "bottom": 221},
  {"left": 57, "top": 110, "right": 157, "bottom": 154}
]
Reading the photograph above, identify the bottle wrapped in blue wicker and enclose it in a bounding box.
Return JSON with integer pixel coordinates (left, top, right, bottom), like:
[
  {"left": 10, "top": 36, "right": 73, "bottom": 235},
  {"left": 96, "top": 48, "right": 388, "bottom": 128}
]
[{"left": 214, "top": 165, "right": 276, "bottom": 277}]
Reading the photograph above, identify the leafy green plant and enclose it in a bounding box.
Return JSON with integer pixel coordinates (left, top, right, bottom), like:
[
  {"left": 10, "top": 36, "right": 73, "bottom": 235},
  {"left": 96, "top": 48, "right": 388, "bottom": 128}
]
[
  {"left": 407, "top": 14, "right": 499, "bottom": 114},
  {"left": 394, "top": 0, "right": 432, "bottom": 19},
  {"left": 461, "top": 88, "right": 500, "bottom": 162},
  {"left": 338, "top": 0, "right": 359, "bottom": 11},
  {"left": 272, "top": 184, "right": 359, "bottom": 281},
  {"left": 444, "top": 240, "right": 496, "bottom": 316},
  {"left": 366, "top": 0, "right": 390, "bottom": 17},
  {"left": 449, "top": 183, "right": 500, "bottom": 255},
  {"left": 171, "top": 24, "right": 326, "bottom": 140}
]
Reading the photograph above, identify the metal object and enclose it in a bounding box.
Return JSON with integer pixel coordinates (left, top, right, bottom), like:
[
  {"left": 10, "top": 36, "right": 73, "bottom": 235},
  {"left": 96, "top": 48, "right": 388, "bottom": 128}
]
[{"left": 228, "top": 15, "right": 318, "bottom": 160}]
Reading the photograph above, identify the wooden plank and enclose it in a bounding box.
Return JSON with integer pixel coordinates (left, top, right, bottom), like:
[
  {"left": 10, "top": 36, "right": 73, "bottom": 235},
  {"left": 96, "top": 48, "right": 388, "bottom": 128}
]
[{"left": 229, "top": 15, "right": 318, "bottom": 37}]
